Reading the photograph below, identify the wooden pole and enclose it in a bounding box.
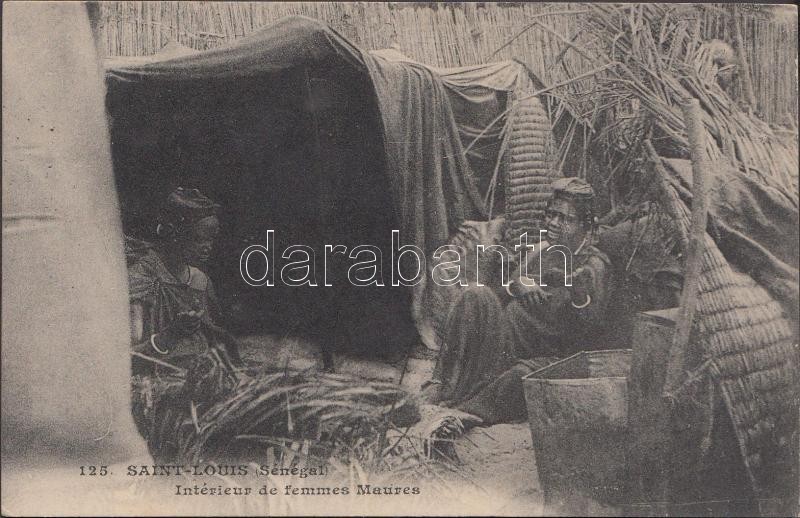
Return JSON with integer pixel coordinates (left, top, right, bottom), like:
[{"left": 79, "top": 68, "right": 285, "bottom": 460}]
[
  {"left": 730, "top": 5, "right": 757, "bottom": 114},
  {"left": 302, "top": 66, "right": 335, "bottom": 372},
  {"left": 664, "top": 99, "right": 710, "bottom": 396}
]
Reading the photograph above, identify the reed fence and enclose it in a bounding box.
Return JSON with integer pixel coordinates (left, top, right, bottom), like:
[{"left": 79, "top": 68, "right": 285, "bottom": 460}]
[{"left": 96, "top": 2, "right": 797, "bottom": 125}]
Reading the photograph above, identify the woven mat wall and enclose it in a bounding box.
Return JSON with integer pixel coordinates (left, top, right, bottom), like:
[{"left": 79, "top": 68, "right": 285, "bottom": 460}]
[
  {"left": 652, "top": 151, "right": 799, "bottom": 496},
  {"left": 696, "top": 234, "right": 798, "bottom": 493}
]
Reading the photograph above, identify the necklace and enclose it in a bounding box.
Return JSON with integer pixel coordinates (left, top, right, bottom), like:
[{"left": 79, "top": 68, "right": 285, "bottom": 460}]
[{"left": 156, "top": 246, "right": 191, "bottom": 284}]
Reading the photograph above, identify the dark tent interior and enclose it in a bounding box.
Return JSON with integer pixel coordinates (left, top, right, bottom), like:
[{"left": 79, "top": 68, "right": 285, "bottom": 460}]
[{"left": 106, "top": 18, "right": 419, "bottom": 361}]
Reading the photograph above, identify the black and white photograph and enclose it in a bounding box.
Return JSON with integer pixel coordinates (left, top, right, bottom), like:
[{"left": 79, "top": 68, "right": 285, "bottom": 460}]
[{"left": 2, "top": 1, "right": 798, "bottom": 516}]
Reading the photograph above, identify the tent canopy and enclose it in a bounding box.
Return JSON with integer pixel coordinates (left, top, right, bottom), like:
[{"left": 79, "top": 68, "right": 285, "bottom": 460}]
[
  {"left": 107, "top": 16, "right": 411, "bottom": 358},
  {"left": 107, "top": 15, "right": 364, "bottom": 79},
  {"left": 106, "top": 15, "right": 549, "bottom": 356}
]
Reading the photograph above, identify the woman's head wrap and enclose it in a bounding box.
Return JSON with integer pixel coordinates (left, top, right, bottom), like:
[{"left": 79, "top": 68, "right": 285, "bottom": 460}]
[
  {"left": 156, "top": 187, "right": 220, "bottom": 238},
  {"left": 551, "top": 177, "right": 595, "bottom": 202},
  {"left": 549, "top": 177, "right": 596, "bottom": 228}
]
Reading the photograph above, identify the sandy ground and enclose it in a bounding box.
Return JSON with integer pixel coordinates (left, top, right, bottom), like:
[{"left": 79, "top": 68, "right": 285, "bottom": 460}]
[
  {"left": 3, "top": 335, "right": 547, "bottom": 516},
  {"left": 450, "top": 423, "right": 544, "bottom": 515},
  {"left": 238, "top": 333, "right": 546, "bottom": 515}
]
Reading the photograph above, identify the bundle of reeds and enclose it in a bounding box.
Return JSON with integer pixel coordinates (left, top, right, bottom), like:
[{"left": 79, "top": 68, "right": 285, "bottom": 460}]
[
  {"left": 547, "top": 4, "right": 798, "bottom": 200},
  {"left": 132, "top": 355, "right": 420, "bottom": 469}
]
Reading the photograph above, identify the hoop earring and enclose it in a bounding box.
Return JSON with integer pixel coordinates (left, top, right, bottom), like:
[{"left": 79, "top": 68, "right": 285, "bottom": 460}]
[{"left": 156, "top": 222, "right": 176, "bottom": 239}]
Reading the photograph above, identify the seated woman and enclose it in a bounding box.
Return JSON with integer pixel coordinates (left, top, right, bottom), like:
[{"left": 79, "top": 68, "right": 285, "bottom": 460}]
[
  {"left": 424, "top": 177, "right": 612, "bottom": 425},
  {"left": 128, "top": 187, "right": 241, "bottom": 374}
]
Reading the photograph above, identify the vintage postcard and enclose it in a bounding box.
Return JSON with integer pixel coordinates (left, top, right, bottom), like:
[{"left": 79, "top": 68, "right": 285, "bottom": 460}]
[{"left": 2, "top": 1, "right": 798, "bottom": 516}]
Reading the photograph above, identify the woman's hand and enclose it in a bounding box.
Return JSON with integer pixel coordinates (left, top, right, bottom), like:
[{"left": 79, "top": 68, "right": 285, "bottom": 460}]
[
  {"left": 141, "top": 310, "right": 204, "bottom": 355},
  {"left": 173, "top": 310, "right": 204, "bottom": 336},
  {"left": 512, "top": 279, "right": 551, "bottom": 306},
  {"left": 569, "top": 267, "right": 592, "bottom": 308}
]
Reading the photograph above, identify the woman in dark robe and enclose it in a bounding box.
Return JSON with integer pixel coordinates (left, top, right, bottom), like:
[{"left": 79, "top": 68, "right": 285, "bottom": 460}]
[
  {"left": 424, "top": 177, "right": 613, "bottom": 425},
  {"left": 128, "top": 187, "right": 241, "bottom": 375}
]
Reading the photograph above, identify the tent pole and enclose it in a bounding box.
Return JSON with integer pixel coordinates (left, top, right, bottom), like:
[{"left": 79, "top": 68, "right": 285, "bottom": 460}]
[
  {"left": 664, "top": 99, "right": 710, "bottom": 397},
  {"left": 485, "top": 101, "right": 515, "bottom": 220},
  {"left": 729, "top": 5, "right": 757, "bottom": 115},
  {"left": 303, "top": 66, "right": 325, "bottom": 181},
  {"left": 302, "top": 66, "right": 335, "bottom": 372}
]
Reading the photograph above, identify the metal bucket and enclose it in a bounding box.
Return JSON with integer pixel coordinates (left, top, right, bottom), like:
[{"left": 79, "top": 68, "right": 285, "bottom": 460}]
[{"left": 523, "top": 349, "right": 632, "bottom": 515}]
